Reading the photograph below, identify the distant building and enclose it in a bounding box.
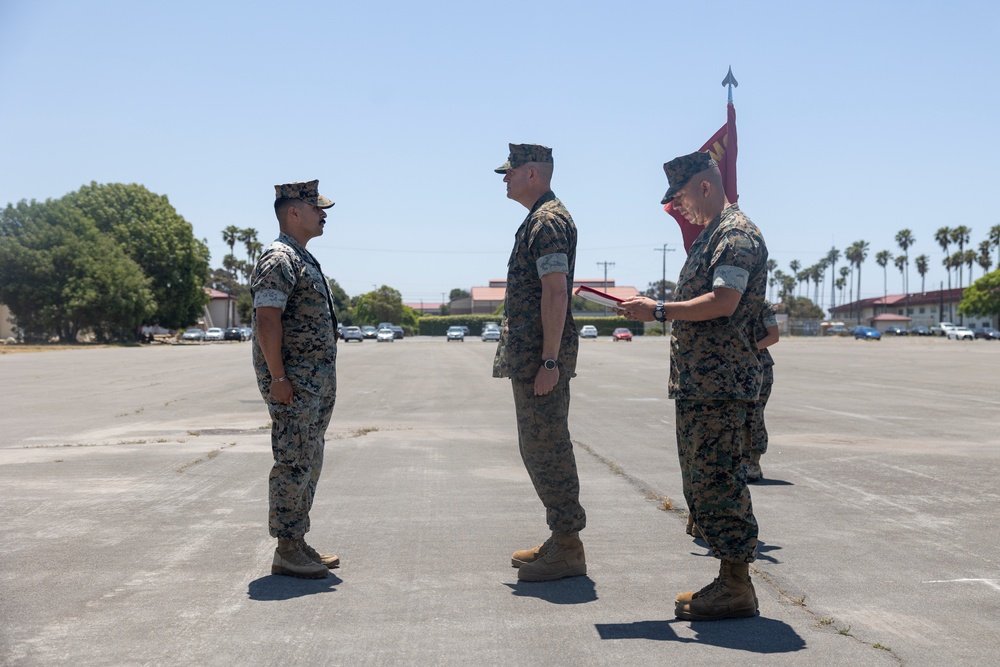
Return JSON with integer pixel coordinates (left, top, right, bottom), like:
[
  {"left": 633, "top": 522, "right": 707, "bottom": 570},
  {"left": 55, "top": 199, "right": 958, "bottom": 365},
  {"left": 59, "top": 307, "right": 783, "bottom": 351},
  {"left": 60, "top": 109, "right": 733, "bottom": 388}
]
[
  {"left": 404, "top": 301, "right": 444, "bottom": 315},
  {"left": 830, "top": 287, "right": 997, "bottom": 330},
  {"left": 204, "top": 288, "right": 239, "bottom": 329},
  {"left": 449, "top": 279, "right": 641, "bottom": 316},
  {"left": 0, "top": 302, "right": 14, "bottom": 340}
]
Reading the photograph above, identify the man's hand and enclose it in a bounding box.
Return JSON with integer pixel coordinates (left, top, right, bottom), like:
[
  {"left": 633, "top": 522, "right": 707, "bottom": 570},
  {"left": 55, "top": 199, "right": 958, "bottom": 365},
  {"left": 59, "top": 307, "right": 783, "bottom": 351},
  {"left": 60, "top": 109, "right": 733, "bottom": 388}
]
[
  {"left": 534, "top": 364, "right": 559, "bottom": 396},
  {"left": 270, "top": 377, "right": 294, "bottom": 404},
  {"left": 616, "top": 296, "right": 658, "bottom": 322}
]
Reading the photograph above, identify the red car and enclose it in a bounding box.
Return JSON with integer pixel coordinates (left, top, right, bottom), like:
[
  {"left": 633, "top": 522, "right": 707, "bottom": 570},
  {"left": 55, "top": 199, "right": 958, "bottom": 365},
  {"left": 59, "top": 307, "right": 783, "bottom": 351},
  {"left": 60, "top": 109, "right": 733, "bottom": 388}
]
[{"left": 612, "top": 327, "right": 633, "bottom": 342}]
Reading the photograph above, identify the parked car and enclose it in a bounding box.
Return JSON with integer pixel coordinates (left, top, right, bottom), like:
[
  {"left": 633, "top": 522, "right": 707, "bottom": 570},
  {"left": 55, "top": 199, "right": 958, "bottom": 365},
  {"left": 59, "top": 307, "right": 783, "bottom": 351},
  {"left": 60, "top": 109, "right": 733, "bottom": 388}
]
[
  {"left": 389, "top": 325, "right": 405, "bottom": 339},
  {"left": 223, "top": 327, "right": 245, "bottom": 341},
  {"left": 909, "top": 325, "right": 932, "bottom": 336},
  {"left": 241, "top": 327, "right": 253, "bottom": 340},
  {"left": 446, "top": 326, "right": 465, "bottom": 342},
  {"left": 204, "top": 327, "right": 224, "bottom": 341},
  {"left": 973, "top": 326, "right": 1000, "bottom": 340},
  {"left": 946, "top": 326, "right": 975, "bottom": 341},
  {"left": 580, "top": 325, "right": 598, "bottom": 338},
  {"left": 181, "top": 328, "right": 205, "bottom": 342},
  {"left": 612, "top": 327, "right": 633, "bottom": 342},
  {"left": 853, "top": 326, "right": 881, "bottom": 341},
  {"left": 376, "top": 327, "right": 395, "bottom": 342},
  {"left": 883, "top": 325, "right": 909, "bottom": 336},
  {"left": 361, "top": 326, "right": 377, "bottom": 339},
  {"left": 481, "top": 325, "right": 500, "bottom": 342},
  {"left": 930, "top": 322, "right": 957, "bottom": 337},
  {"left": 825, "top": 324, "right": 851, "bottom": 337},
  {"left": 341, "top": 326, "right": 364, "bottom": 342}
]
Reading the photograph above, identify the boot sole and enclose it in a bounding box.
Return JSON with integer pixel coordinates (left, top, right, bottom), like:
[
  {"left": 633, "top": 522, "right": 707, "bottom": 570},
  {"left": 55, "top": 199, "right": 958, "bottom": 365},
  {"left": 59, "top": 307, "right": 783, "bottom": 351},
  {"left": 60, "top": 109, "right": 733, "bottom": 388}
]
[
  {"left": 271, "top": 565, "right": 329, "bottom": 579},
  {"left": 517, "top": 564, "right": 587, "bottom": 582}
]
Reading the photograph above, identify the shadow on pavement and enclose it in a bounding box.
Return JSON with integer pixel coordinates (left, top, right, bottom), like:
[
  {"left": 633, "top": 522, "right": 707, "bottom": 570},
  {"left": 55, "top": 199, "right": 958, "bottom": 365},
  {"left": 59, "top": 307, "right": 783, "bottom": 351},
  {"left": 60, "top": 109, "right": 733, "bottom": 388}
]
[
  {"left": 595, "top": 616, "right": 805, "bottom": 653},
  {"left": 750, "top": 478, "right": 794, "bottom": 486},
  {"left": 248, "top": 573, "right": 342, "bottom": 601},
  {"left": 756, "top": 540, "right": 782, "bottom": 564},
  {"left": 504, "top": 576, "right": 598, "bottom": 604}
]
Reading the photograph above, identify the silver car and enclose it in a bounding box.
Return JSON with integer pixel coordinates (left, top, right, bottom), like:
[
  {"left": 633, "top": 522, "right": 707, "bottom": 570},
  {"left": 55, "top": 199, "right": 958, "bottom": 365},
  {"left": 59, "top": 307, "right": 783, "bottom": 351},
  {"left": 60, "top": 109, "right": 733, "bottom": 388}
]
[{"left": 481, "top": 326, "right": 500, "bottom": 342}]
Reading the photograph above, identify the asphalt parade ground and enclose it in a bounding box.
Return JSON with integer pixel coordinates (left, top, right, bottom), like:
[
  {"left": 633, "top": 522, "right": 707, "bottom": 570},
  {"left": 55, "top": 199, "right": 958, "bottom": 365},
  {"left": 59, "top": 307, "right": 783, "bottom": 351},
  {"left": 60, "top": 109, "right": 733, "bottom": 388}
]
[{"left": 2, "top": 335, "right": 998, "bottom": 666}]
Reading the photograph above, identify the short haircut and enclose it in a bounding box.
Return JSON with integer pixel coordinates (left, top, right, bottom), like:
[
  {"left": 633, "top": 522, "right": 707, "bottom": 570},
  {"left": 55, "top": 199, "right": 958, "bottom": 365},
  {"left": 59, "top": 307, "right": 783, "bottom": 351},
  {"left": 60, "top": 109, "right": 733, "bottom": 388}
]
[
  {"left": 533, "top": 161, "right": 554, "bottom": 181},
  {"left": 274, "top": 197, "right": 299, "bottom": 222}
]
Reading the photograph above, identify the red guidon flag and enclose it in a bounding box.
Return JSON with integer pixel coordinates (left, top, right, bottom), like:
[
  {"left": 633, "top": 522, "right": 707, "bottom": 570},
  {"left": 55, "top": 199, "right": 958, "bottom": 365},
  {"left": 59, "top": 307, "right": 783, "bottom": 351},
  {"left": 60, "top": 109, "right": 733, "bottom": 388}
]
[{"left": 665, "top": 101, "right": 738, "bottom": 253}]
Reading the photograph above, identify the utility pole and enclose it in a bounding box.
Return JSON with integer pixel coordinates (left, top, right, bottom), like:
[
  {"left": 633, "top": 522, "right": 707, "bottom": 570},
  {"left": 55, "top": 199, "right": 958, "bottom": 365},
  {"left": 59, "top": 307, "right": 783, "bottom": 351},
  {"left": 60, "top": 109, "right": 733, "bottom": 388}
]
[
  {"left": 596, "top": 261, "right": 615, "bottom": 315},
  {"left": 654, "top": 244, "right": 676, "bottom": 335}
]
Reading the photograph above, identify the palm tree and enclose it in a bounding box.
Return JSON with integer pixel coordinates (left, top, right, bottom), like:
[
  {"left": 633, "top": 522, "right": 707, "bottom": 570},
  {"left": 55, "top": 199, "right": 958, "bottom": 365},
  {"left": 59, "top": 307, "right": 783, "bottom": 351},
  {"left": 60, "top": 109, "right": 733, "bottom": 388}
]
[
  {"left": 990, "top": 224, "right": 1000, "bottom": 268},
  {"left": 950, "top": 226, "right": 972, "bottom": 291},
  {"left": 964, "top": 249, "right": 977, "bottom": 284},
  {"left": 222, "top": 225, "right": 241, "bottom": 283},
  {"left": 875, "top": 250, "right": 892, "bottom": 315},
  {"left": 895, "top": 229, "right": 915, "bottom": 318},
  {"left": 796, "top": 270, "right": 810, "bottom": 298},
  {"left": 238, "top": 228, "right": 259, "bottom": 263},
  {"left": 789, "top": 260, "right": 801, "bottom": 296},
  {"left": 826, "top": 247, "right": 840, "bottom": 315},
  {"left": 835, "top": 276, "right": 846, "bottom": 307},
  {"left": 935, "top": 226, "right": 953, "bottom": 320},
  {"left": 766, "top": 259, "right": 777, "bottom": 302},
  {"left": 915, "top": 254, "right": 929, "bottom": 292},
  {"left": 978, "top": 240, "right": 994, "bottom": 277},
  {"left": 839, "top": 266, "right": 850, "bottom": 310},
  {"left": 847, "top": 240, "right": 869, "bottom": 324},
  {"left": 810, "top": 263, "right": 825, "bottom": 309}
]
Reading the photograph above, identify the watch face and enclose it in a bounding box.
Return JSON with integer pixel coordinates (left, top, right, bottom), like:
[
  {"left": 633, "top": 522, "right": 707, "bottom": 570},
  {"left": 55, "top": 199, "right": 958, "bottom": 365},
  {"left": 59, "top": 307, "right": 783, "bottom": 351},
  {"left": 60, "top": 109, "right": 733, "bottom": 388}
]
[{"left": 544, "top": 359, "right": 557, "bottom": 370}]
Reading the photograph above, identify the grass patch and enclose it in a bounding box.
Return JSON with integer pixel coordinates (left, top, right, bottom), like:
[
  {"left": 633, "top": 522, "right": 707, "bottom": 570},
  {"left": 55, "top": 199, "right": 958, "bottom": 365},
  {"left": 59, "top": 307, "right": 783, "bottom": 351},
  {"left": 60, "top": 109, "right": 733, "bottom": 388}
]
[
  {"left": 819, "top": 617, "right": 834, "bottom": 625},
  {"left": 873, "top": 643, "right": 890, "bottom": 651}
]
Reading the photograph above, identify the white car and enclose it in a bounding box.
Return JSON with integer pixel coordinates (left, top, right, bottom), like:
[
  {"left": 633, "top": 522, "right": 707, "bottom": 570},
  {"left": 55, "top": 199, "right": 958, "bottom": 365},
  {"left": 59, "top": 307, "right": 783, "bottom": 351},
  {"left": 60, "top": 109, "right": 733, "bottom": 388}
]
[
  {"left": 947, "top": 326, "right": 975, "bottom": 340},
  {"left": 204, "top": 327, "right": 224, "bottom": 341},
  {"left": 376, "top": 328, "right": 395, "bottom": 342},
  {"left": 579, "top": 325, "right": 598, "bottom": 338},
  {"left": 481, "top": 326, "right": 500, "bottom": 342}
]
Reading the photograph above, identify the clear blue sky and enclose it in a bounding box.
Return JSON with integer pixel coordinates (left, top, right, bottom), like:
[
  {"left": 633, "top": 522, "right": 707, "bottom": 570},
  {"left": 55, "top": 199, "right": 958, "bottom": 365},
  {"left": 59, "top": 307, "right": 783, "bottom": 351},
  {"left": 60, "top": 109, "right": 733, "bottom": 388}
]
[{"left": 2, "top": 1, "right": 998, "bottom": 312}]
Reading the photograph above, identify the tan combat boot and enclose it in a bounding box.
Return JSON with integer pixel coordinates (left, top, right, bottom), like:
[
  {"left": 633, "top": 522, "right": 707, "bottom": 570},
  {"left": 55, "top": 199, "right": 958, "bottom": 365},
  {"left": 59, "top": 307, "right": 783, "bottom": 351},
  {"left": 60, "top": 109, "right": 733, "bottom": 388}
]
[
  {"left": 300, "top": 539, "right": 340, "bottom": 569},
  {"left": 674, "top": 561, "right": 757, "bottom": 620},
  {"left": 272, "top": 538, "right": 329, "bottom": 579},
  {"left": 517, "top": 532, "right": 586, "bottom": 582},
  {"left": 746, "top": 452, "right": 763, "bottom": 483},
  {"left": 511, "top": 534, "right": 555, "bottom": 568}
]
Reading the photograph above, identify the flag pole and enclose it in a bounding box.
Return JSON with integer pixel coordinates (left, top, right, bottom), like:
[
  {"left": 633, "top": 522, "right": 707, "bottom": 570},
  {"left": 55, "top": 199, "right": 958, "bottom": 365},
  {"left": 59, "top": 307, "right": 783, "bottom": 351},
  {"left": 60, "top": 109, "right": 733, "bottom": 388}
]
[{"left": 722, "top": 66, "right": 738, "bottom": 103}]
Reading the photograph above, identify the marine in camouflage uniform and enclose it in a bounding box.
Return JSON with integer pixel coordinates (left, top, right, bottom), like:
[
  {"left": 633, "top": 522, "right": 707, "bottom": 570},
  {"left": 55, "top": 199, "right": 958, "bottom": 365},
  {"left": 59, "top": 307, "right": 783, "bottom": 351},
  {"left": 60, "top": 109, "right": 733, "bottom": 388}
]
[
  {"left": 493, "top": 144, "right": 586, "bottom": 582},
  {"left": 745, "top": 300, "right": 778, "bottom": 482},
  {"left": 618, "top": 151, "right": 767, "bottom": 619},
  {"left": 250, "top": 180, "right": 339, "bottom": 579}
]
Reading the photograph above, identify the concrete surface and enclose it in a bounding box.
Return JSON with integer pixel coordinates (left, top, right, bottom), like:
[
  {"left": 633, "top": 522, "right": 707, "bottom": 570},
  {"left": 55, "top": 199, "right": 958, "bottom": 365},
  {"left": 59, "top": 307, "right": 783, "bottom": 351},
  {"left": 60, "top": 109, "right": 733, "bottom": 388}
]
[{"left": 1, "top": 335, "right": 997, "bottom": 666}]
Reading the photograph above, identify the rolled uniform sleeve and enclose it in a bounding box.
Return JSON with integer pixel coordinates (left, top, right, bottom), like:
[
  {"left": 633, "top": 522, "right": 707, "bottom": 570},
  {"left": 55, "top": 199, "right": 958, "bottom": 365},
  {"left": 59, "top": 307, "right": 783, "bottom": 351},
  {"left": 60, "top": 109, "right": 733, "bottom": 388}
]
[
  {"left": 712, "top": 265, "right": 749, "bottom": 293},
  {"left": 536, "top": 252, "right": 569, "bottom": 277}
]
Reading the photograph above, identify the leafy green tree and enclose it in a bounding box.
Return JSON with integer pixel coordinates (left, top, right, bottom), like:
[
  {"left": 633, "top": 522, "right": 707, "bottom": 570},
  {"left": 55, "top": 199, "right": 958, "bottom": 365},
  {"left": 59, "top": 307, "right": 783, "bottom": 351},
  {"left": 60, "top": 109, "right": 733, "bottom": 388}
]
[
  {"left": 958, "top": 270, "right": 1000, "bottom": 319},
  {"left": 352, "top": 285, "right": 405, "bottom": 325},
  {"left": 780, "top": 296, "right": 824, "bottom": 320},
  {"left": 643, "top": 279, "right": 676, "bottom": 302},
  {"left": 0, "top": 198, "right": 154, "bottom": 342},
  {"left": 65, "top": 183, "right": 210, "bottom": 329},
  {"left": 449, "top": 288, "right": 470, "bottom": 301}
]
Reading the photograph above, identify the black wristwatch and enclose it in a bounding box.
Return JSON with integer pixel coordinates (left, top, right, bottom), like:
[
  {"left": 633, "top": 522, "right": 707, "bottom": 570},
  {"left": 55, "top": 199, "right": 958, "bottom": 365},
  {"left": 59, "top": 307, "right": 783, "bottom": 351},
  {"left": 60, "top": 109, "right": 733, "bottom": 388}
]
[
  {"left": 543, "top": 358, "right": 557, "bottom": 371},
  {"left": 653, "top": 301, "right": 667, "bottom": 323}
]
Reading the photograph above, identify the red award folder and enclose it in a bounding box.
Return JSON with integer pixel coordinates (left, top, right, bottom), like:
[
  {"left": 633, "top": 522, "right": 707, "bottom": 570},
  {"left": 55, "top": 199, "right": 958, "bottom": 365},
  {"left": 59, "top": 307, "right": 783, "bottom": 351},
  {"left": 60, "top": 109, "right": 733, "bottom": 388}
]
[{"left": 573, "top": 285, "right": 623, "bottom": 309}]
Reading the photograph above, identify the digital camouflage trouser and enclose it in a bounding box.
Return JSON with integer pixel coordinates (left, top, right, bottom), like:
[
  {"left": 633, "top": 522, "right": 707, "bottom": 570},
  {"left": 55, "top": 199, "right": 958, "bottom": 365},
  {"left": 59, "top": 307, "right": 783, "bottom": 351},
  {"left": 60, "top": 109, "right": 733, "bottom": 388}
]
[
  {"left": 676, "top": 399, "right": 758, "bottom": 563},
  {"left": 511, "top": 378, "right": 586, "bottom": 534},
  {"left": 266, "top": 382, "right": 337, "bottom": 540},
  {"left": 747, "top": 366, "right": 773, "bottom": 457}
]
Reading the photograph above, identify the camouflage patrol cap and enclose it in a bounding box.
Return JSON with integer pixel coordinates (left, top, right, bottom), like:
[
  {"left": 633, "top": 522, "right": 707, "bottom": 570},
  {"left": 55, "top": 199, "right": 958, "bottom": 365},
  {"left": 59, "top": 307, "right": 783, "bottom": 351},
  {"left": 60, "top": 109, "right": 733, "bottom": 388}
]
[
  {"left": 274, "top": 179, "right": 335, "bottom": 208},
  {"left": 660, "top": 151, "right": 718, "bottom": 205},
  {"left": 495, "top": 143, "right": 553, "bottom": 174}
]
